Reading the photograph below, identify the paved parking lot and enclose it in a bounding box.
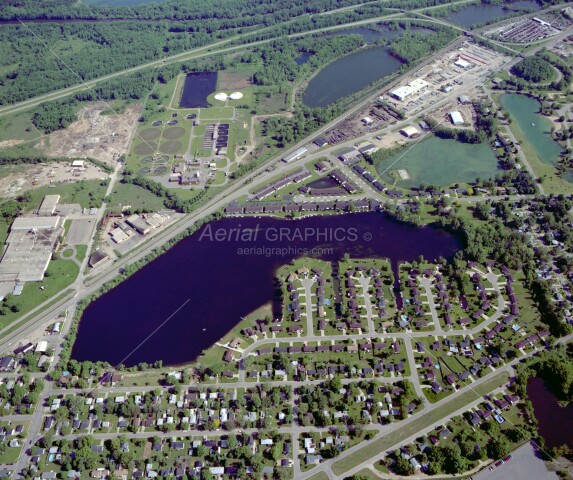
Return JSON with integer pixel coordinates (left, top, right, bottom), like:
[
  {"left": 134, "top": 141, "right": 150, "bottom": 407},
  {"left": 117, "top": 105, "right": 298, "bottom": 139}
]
[
  {"left": 67, "top": 218, "right": 97, "bottom": 245},
  {"left": 473, "top": 442, "right": 557, "bottom": 480}
]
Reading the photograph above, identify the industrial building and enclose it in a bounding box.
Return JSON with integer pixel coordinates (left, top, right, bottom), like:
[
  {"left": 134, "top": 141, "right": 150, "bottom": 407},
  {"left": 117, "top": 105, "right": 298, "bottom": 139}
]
[
  {"left": 282, "top": 147, "right": 308, "bottom": 163},
  {"left": 125, "top": 212, "right": 170, "bottom": 236},
  {"left": 11, "top": 216, "right": 60, "bottom": 231},
  {"left": 454, "top": 58, "right": 472, "bottom": 69},
  {"left": 38, "top": 195, "right": 60, "bottom": 216},
  {"left": 450, "top": 111, "right": 464, "bottom": 126},
  {"left": 400, "top": 126, "right": 421, "bottom": 139},
  {"left": 109, "top": 227, "right": 132, "bottom": 244},
  {"left": 458, "top": 95, "right": 471, "bottom": 105},
  {"left": 389, "top": 79, "right": 430, "bottom": 101},
  {"left": 0, "top": 215, "right": 63, "bottom": 283},
  {"left": 88, "top": 249, "right": 109, "bottom": 268}
]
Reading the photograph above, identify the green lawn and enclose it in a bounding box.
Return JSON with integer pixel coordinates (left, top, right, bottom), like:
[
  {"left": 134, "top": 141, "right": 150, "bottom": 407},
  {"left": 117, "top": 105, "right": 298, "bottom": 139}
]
[
  {"left": 108, "top": 182, "right": 166, "bottom": 212},
  {"left": 0, "top": 444, "right": 23, "bottom": 464},
  {"left": 198, "top": 107, "right": 234, "bottom": 120},
  {"left": 332, "top": 372, "right": 510, "bottom": 475},
  {"left": 23, "top": 179, "right": 108, "bottom": 211},
  {"left": 0, "top": 109, "right": 43, "bottom": 142},
  {"left": 75, "top": 245, "right": 88, "bottom": 262},
  {"left": 306, "top": 472, "right": 330, "bottom": 480},
  {"left": 0, "top": 258, "right": 79, "bottom": 330}
]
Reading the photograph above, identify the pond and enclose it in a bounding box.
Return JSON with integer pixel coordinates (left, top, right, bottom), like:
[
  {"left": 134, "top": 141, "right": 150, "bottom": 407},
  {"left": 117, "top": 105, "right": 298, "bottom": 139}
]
[
  {"left": 375, "top": 135, "right": 501, "bottom": 187},
  {"left": 179, "top": 72, "right": 217, "bottom": 109},
  {"left": 446, "top": 0, "right": 541, "bottom": 29},
  {"left": 303, "top": 25, "right": 434, "bottom": 108},
  {"left": 302, "top": 46, "right": 402, "bottom": 108},
  {"left": 499, "top": 93, "right": 564, "bottom": 166},
  {"left": 72, "top": 213, "right": 463, "bottom": 366},
  {"left": 295, "top": 52, "right": 313, "bottom": 65},
  {"left": 527, "top": 376, "right": 573, "bottom": 449},
  {"left": 305, "top": 176, "right": 340, "bottom": 189}
]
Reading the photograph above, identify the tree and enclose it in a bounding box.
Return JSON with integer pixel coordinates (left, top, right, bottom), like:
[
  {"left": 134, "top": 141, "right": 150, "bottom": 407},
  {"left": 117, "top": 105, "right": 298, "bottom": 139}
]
[
  {"left": 393, "top": 456, "right": 414, "bottom": 476},
  {"left": 488, "top": 437, "right": 510, "bottom": 460}
]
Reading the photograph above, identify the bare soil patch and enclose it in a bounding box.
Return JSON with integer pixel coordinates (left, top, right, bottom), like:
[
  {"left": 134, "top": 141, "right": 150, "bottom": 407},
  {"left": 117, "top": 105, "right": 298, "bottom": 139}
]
[{"left": 37, "top": 103, "right": 141, "bottom": 165}]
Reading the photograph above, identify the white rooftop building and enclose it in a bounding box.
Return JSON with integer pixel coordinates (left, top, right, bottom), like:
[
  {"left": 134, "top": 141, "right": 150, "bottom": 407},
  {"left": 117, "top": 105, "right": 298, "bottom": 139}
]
[
  {"left": 454, "top": 58, "right": 472, "bottom": 69},
  {"left": 450, "top": 111, "right": 464, "bottom": 126},
  {"left": 389, "top": 78, "right": 430, "bottom": 101}
]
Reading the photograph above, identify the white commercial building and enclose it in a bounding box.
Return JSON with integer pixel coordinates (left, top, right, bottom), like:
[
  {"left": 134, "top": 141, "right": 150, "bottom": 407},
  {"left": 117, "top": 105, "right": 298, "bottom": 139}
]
[
  {"left": 282, "top": 147, "right": 308, "bottom": 163},
  {"left": 450, "top": 111, "right": 464, "bottom": 126},
  {"left": 389, "top": 78, "right": 430, "bottom": 101},
  {"left": 454, "top": 58, "right": 472, "bottom": 69},
  {"left": 400, "top": 126, "right": 420, "bottom": 138},
  {"left": 11, "top": 216, "right": 60, "bottom": 231}
]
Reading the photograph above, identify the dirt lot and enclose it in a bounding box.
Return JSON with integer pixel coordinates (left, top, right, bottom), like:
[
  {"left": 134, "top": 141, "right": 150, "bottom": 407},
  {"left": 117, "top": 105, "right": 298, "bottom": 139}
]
[
  {"left": 37, "top": 103, "right": 141, "bottom": 165},
  {"left": 218, "top": 71, "right": 252, "bottom": 91},
  {"left": 427, "top": 102, "right": 476, "bottom": 129},
  {"left": 0, "top": 162, "right": 108, "bottom": 198}
]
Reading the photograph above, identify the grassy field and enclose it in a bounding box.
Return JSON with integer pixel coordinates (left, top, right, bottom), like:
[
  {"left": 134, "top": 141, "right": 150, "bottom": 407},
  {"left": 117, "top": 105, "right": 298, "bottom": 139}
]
[
  {"left": 198, "top": 107, "right": 234, "bottom": 120},
  {"left": 0, "top": 258, "right": 79, "bottom": 330},
  {"left": 306, "top": 472, "right": 330, "bottom": 480},
  {"left": 331, "top": 371, "right": 510, "bottom": 475},
  {"left": 0, "top": 109, "right": 43, "bottom": 143},
  {"left": 26, "top": 179, "right": 108, "bottom": 210},
  {"left": 108, "top": 182, "right": 166, "bottom": 212}
]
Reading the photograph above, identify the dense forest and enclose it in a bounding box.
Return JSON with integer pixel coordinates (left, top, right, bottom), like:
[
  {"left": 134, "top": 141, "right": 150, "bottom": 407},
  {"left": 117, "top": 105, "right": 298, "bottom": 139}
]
[
  {"left": 0, "top": 0, "right": 458, "bottom": 21},
  {"left": 512, "top": 56, "right": 555, "bottom": 83},
  {"left": 387, "top": 28, "right": 458, "bottom": 64},
  {"left": 0, "top": 0, "right": 464, "bottom": 105}
]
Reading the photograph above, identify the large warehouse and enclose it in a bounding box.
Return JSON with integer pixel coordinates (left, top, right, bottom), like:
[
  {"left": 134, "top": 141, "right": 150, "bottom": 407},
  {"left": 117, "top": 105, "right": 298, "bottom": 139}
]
[
  {"left": 38, "top": 195, "right": 60, "bottom": 216},
  {"left": 0, "top": 216, "right": 63, "bottom": 283},
  {"left": 389, "top": 79, "right": 430, "bottom": 102}
]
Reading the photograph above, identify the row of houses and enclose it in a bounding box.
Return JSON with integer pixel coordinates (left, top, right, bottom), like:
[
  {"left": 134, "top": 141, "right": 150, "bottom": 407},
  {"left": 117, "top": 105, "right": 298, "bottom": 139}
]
[
  {"left": 251, "top": 168, "right": 312, "bottom": 200},
  {"left": 225, "top": 199, "right": 381, "bottom": 215}
]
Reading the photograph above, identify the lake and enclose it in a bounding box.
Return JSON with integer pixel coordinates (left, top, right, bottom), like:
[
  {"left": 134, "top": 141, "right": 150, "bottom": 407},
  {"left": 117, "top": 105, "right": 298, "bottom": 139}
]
[
  {"left": 499, "top": 93, "right": 564, "bottom": 166},
  {"left": 72, "top": 213, "right": 463, "bottom": 367},
  {"left": 376, "top": 136, "right": 500, "bottom": 187},
  {"left": 302, "top": 46, "right": 402, "bottom": 108},
  {"left": 527, "top": 376, "right": 573, "bottom": 449},
  {"left": 179, "top": 72, "right": 217, "bottom": 109},
  {"left": 303, "top": 26, "right": 435, "bottom": 108},
  {"left": 446, "top": 1, "right": 541, "bottom": 29}
]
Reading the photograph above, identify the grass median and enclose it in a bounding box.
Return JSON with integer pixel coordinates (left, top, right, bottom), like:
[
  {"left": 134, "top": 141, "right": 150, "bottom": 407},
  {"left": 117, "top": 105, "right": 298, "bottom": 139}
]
[{"left": 332, "top": 371, "right": 510, "bottom": 476}]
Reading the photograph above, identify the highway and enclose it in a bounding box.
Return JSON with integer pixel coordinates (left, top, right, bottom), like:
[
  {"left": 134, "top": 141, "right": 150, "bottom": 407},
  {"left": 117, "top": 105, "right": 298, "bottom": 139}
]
[
  {"left": 1, "top": 0, "right": 563, "bottom": 118},
  {"left": 1, "top": 6, "right": 571, "bottom": 477}
]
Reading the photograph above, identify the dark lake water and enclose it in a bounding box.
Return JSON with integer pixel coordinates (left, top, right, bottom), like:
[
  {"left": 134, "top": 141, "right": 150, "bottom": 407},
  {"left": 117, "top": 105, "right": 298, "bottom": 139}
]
[
  {"left": 527, "top": 376, "right": 573, "bottom": 449},
  {"left": 323, "top": 26, "right": 403, "bottom": 43},
  {"left": 446, "top": 1, "right": 541, "bottom": 29},
  {"left": 306, "top": 177, "right": 339, "bottom": 189},
  {"left": 72, "top": 213, "right": 462, "bottom": 367},
  {"left": 179, "top": 72, "right": 217, "bottom": 109}
]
